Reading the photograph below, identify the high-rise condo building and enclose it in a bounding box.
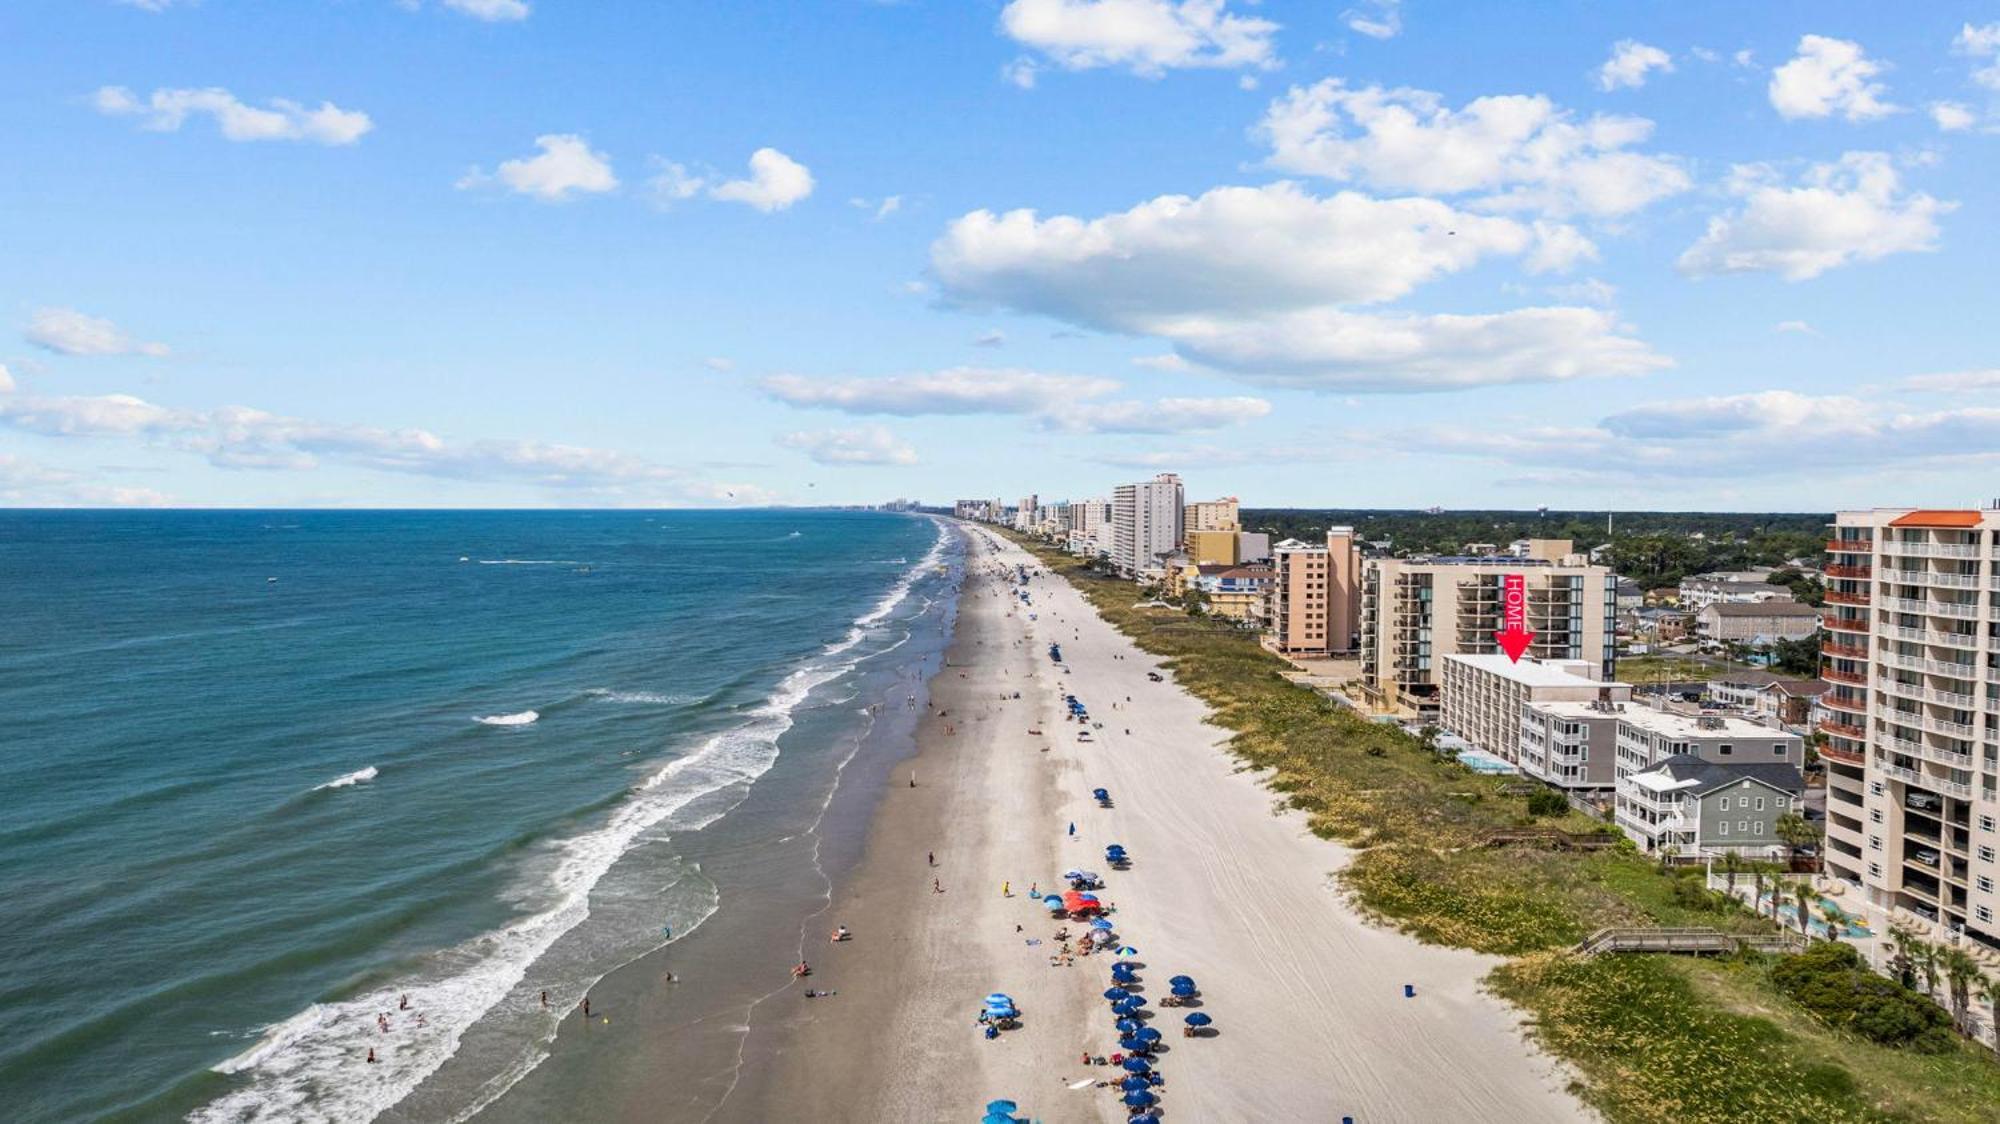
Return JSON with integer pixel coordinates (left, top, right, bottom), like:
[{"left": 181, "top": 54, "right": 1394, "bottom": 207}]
[
  {"left": 1185, "top": 497, "right": 1240, "bottom": 533},
  {"left": 1111, "top": 473, "right": 1184, "bottom": 578},
  {"left": 1821, "top": 509, "right": 2000, "bottom": 948},
  {"left": 1359, "top": 541, "right": 1616, "bottom": 714},
  {"left": 1270, "top": 528, "right": 1362, "bottom": 656}
]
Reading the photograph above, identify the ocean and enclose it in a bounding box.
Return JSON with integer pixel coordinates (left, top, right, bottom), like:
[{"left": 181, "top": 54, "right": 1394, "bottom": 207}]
[{"left": 0, "top": 509, "right": 956, "bottom": 1123}]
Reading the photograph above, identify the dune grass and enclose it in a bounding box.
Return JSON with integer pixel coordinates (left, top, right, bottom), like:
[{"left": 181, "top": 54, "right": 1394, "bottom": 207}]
[{"left": 1002, "top": 532, "right": 1998, "bottom": 1122}]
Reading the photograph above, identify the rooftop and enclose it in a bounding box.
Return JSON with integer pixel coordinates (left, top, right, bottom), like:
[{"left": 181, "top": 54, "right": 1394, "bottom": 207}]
[
  {"left": 1703, "top": 601, "right": 1820, "bottom": 618},
  {"left": 1441, "top": 654, "right": 1607, "bottom": 687},
  {"left": 1629, "top": 754, "right": 1804, "bottom": 796}
]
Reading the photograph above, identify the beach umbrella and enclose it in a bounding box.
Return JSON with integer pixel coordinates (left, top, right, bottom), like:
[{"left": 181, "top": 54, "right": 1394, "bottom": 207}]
[
  {"left": 984, "top": 993, "right": 1014, "bottom": 1006},
  {"left": 1113, "top": 960, "right": 1139, "bottom": 971},
  {"left": 1124, "top": 994, "right": 1148, "bottom": 1007},
  {"left": 1167, "top": 975, "right": 1193, "bottom": 987},
  {"left": 1120, "top": 1074, "right": 1150, "bottom": 1092},
  {"left": 1110, "top": 969, "right": 1137, "bottom": 984},
  {"left": 1134, "top": 1026, "right": 1161, "bottom": 1043},
  {"left": 1115, "top": 1017, "right": 1140, "bottom": 1033},
  {"left": 1122, "top": 1090, "right": 1158, "bottom": 1108},
  {"left": 1090, "top": 918, "right": 1115, "bottom": 930},
  {"left": 1042, "top": 898, "right": 1063, "bottom": 912},
  {"left": 984, "top": 1101, "right": 1018, "bottom": 1114},
  {"left": 1103, "top": 987, "right": 1130, "bottom": 1000},
  {"left": 1183, "top": 1011, "right": 1212, "bottom": 1027},
  {"left": 1061, "top": 870, "right": 1087, "bottom": 882},
  {"left": 1113, "top": 998, "right": 1141, "bottom": 1013},
  {"left": 1117, "top": 946, "right": 1139, "bottom": 956},
  {"left": 1118, "top": 1035, "right": 1145, "bottom": 1053},
  {"left": 982, "top": 1115, "right": 1019, "bottom": 1124},
  {"left": 1169, "top": 982, "right": 1195, "bottom": 997}
]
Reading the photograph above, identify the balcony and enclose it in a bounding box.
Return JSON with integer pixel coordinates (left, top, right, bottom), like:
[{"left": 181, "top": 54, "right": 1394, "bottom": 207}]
[
  {"left": 1824, "top": 563, "right": 1872, "bottom": 579},
  {"left": 1929, "top": 687, "right": 1977, "bottom": 709},
  {"left": 1933, "top": 600, "right": 1980, "bottom": 619},
  {"left": 1879, "top": 569, "right": 1928, "bottom": 585},
  {"left": 1922, "top": 743, "right": 1975, "bottom": 770},
  {"left": 1822, "top": 693, "right": 1868, "bottom": 714},
  {"left": 1879, "top": 651, "right": 1926, "bottom": 674},
  {"left": 1929, "top": 571, "right": 1982, "bottom": 589},
  {"left": 1926, "top": 630, "right": 1980, "bottom": 650},
  {"left": 1822, "top": 638, "right": 1868, "bottom": 659},
  {"left": 1927, "top": 716, "right": 1977, "bottom": 739},
  {"left": 1825, "top": 538, "right": 1874, "bottom": 553},
  {"left": 1928, "top": 658, "right": 1979, "bottom": 678},
  {"left": 1822, "top": 667, "right": 1867, "bottom": 686},
  {"left": 1823, "top": 589, "right": 1870, "bottom": 606},
  {"left": 1823, "top": 616, "right": 1869, "bottom": 633},
  {"left": 1882, "top": 541, "right": 1981, "bottom": 559},
  {"left": 1881, "top": 763, "right": 1924, "bottom": 786},
  {"left": 1885, "top": 596, "right": 1931, "bottom": 614},
  {"left": 1818, "top": 718, "right": 1867, "bottom": 741},
  {"left": 1819, "top": 740, "right": 1865, "bottom": 766}
]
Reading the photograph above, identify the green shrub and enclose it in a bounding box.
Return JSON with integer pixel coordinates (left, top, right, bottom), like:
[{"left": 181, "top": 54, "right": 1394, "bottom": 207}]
[
  {"left": 1526, "top": 789, "right": 1569, "bottom": 817},
  {"left": 1769, "top": 942, "right": 1954, "bottom": 1051}
]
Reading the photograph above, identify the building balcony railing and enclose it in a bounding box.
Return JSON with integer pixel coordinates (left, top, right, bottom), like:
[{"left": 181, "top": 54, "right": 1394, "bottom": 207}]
[
  {"left": 1881, "top": 763, "right": 1924, "bottom": 786},
  {"left": 1927, "top": 716, "right": 1977, "bottom": 739},
  {"left": 1823, "top": 616, "right": 1869, "bottom": 633},
  {"left": 1926, "top": 630, "right": 1980, "bottom": 650},
  {"left": 1885, "top": 596, "right": 1931, "bottom": 614},
  {"left": 1928, "top": 571, "right": 1983, "bottom": 589},
  {"left": 1879, "top": 651, "right": 1926, "bottom": 673},
  {"left": 1823, "top": 590, "right": 1870, "bottom": 606},
  {"left": 1880, "top": 540, "right": 1981, "bottom": 559},
  {"left": 1818, "top": 739, "right": 1865, "bottom": 765},
  {"left": 1929, "top": 687, "right": 1978, "bottom": 709},
  {"left": 1928, "top": 658, "right": 1979, "bottom": 678},
  {"left": 1879, "top": 680, "right": 1925, "bottom": 705},
  {"left": 1818, "top": 717, "right": 1867, "bottom": 741},
  {"left": 1879, "top": 732, "right": 1925, "bottom": 755},
  {"left": 1825, "top": 538, "right": 1874, "bottom": 553},
  {"left": 1822, "top": 667, "right": 1867, "bottom": 686},
  {"left": 1822, "top": 638, "right": 1869, "bottom": 659},
  {"left": 1822, "top": 693, "right": 1868, "bottom": 714},
  {"left": 1880, "top": 569, "right": 1928, "bottom": 585},
  {"left": 1923, "top": 743, "right": 1975, "bottom": 770},
  {"left": 1934, "top": 600, "right": 1980, "bottom": 619},
  {"left": 1823, "top": 563, "right": 1872, "bottom": 579}
]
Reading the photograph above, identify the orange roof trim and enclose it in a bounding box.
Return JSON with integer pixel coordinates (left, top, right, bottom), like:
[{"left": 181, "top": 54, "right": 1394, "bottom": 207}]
[{"left": 1888, "top": 509, "right": 1983, "bottom": 528}]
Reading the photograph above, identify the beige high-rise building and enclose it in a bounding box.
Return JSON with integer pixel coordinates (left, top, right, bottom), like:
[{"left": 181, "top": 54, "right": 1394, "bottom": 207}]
[
  {"left": 1270, "top": 527, "right": 1362, "bottom": 656},
  {"left": 1360, "top": 541, "right": 1616, "bottom": 714},
  {"left": 1821, "top": 509, "right": 2000, "bottom": 949},
  {"left": 1185, "top": 497, "right": 1240, "bottom": 533},
  {"left": 1111, "top": 473, "right": 1184, "bottom": 577}
]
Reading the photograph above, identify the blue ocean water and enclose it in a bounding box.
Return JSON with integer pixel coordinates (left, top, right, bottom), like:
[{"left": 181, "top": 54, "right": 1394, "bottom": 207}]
[{"left": 0, "top": 509, "right": 949, "bottom": 1123}]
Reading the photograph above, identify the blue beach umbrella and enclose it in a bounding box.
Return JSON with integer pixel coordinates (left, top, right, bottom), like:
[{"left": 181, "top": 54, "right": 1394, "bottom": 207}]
[
  {"left": 1091, "top": 918, "right": 1115, "bottom": 930},
  {"left": 1124, "top": 994, "right": 1148, "bottom": 1007},
  {"left": 1113, "top": 960, "right": 1139, "bottom": 971},
  {"left": 1043, "top": 897, "right": 1063, "bottom": 912},
  {"left": 1115, "top": 1017, "right": 1141, "bottom": 1033},
  {"left": 1112, "top": 998, "right": 1140, "bottom": 1015},
  {"left": 1117, "top": 946, "right": 1139, "bottom": 956},
  {"left": 1134, "top": 1026, "right": 1162, "bottom": 1042},
  {"left": 1122, "top": 1090, "right": 1157, "bottom": 1108},
  {"left": 982, "top": 1115, "right": 1019, "bottom": 1124},
  {"left": 1120, "top": 1075, "right": 1151, "bottom": 1092},
  {"left": 1184, "top": 1011, "right": 1212, "bottom": 1027},
  {"left": 1170, "top": 982, "right": 1196, "bottom": 997},
  {"left": 1168, "top": 975, "right": 1194, "bottom": 987},
  {"left": 984, "top": 1101, "right": 1018, "bottom": 1113},
  {"left": 984, "top": 993, "right": 1014, "bottom": 1006},
  {"left": 1118, "top": 1037, "right": 1145, "bottom": 1054},
  {"left": 1103, "top": 987, "right": 1130, "bottom": 1000},
  {"left": 1110, "top": 966, "right": 1136, "bottom": 980}
]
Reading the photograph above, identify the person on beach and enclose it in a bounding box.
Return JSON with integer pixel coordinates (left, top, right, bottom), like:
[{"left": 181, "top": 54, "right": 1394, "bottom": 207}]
[
  {"left": 933, "top": 879, "right": 944, "bottom": 893},
  {"left": 582, "top": 997, "right": 590, "bottom": 1018},
  {"left": 399, "top": 994, "right": 408, "bottom": 1011},
  {"left": 367, "top": 1048, "right": 376, "bottom": 1064},
  {"left": 1002, "top": 881, "right": 1010, "bottom": 897},
  {"left": 1068, "top": 822, "right": 1076, "bottom": 836},
  {"left": 540, "top": 990, "right": 548, "bottom": 1008},
  {"left": 927, "top": 850, "right": 934, "bottom": 866}
]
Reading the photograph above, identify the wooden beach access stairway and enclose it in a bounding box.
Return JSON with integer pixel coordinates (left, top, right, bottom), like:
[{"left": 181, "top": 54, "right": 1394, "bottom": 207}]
[{"left": 1574, "top": 927, "right": 1810, "bottom": 958}]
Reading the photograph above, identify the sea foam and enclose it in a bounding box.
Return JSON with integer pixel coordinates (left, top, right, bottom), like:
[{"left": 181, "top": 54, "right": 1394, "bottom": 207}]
[
  {"left": 474, "top": 711, "right": 539, "bottom": 727},
  {"left": 193, "top": 521, "right": 952, "bottom": 1124},
  {"left": 312, "top": 766, "right": 377, "bottom": 791}
]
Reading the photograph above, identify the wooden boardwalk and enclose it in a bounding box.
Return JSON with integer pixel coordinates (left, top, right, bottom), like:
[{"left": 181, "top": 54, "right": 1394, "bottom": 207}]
[{"left": 1574, "top": 926, "right": 1810, "bottom": 957}]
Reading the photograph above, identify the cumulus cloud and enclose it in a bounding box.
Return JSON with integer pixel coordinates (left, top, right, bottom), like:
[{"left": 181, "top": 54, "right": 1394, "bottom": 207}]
[
  {"left": 459, "top": 134, "right": 618, "bottom": 202},
  {"left": 1768, "top": 35, "right": 1896, "bottom": 121},
  {"left": 1256, "top": 80, "right": 1690, "bottom": 218},
  {"left": 998, "top": 0, "right": 1279, "bottom": 78},
  {"left": 1774, "top": 319, "right": 1816, "bottom": 334},
  {"left": 0, "top": 364, "right": 12, "bottom": 392},
  {"left": 0, "top": 391, "right": 715, "bottom": 494},
  {"left": 778, "top": 426, "right": 918, "bottom": 466},
  {"left": 1677, "top": 151, "right": 1952, "bottom": 280},
  {"left": 929, "top": 182, "right": 1665, "bottom": 391},
  {"left": 647, "top": 148, "right": 814, "bottom": 212},
  {"left": 1930, "top": 101, "right": 1977, "bottom": 132},
  {"left": 761, "top": 368, "right": 1121, "bottom": 415},
  {"left": 1342, "top": 0, "right": 1401, "bottom": 40},
  {"left": 1954, "top": 23, "right": 2000, "bottom": 91},
  {"left": 1597, "top": 40, "right": 1673, "bottom": 91},
  {"left": 93, "top": 85, "right": 373, "bottom": 145},
  {"left": 851, "top": 195, "right": 903, "bottom": 220},
  {"left": 25, "top": 308, "right": 170, "bottom": 357}
]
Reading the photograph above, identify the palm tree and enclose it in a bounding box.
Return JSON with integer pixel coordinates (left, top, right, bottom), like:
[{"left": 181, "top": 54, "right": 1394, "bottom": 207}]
[
  {"left": 1941, "top": 948, "right": 1980, "bottom": 1034},
  {"left": 1775, "top": 813, "right": 1819, "bottom": 867},
  {"left": 1752, "top": 871, "right": 1768, "bottom": 919},
  {"left": 1917, "top": 943, "right": 1942, "bottom": 1001},
  {"left": 1886, "top": 924, "right": 1919, "bottom": 988},
  {"left": 1977, "top": 975, "right": 2000, "bottom": 1055},
  {"left": 1721, "top": 852, "right": 1742, "bottom": 895},
  {"left": 1818, "top": 901, "right": 1845, "bottom": 944},
  {"left": 1791, "top": 884, "right": 1814, "bottom": 938}
]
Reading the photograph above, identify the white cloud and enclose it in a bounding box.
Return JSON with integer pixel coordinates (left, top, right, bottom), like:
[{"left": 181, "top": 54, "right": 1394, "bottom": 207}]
[
  {"left": 1899, "top": 369, "right": 2000, "bottom": 393},
  {"left": 710, "top": 147, "right": 814, "bottom": 212},
  {"left": 1256, "top": 80, "right": 1690, "bottom": 218},
  {"left": 1597, "top": 40, "right": 1673, "bottom": 91},
  {"left": 778, "top": 426, "right": 918, "bottom": 466},
  {"left": 1930, "top": 101, "right": 1976, "bottom": 132},
  {"left": 761, "top": 368, "right": 1120, "bottom": 415},
  {"left": 0, "top": 453, "right": 170, "bottom": 507},
  {"left": 1052, "top": 395, "right": 1271, "bottom": 433},
  {"left": 1131, "top": 353, "right": 1191, "bottom": 371},
  {"left": 1678, "top": 151, "right": 1951, "bottom": 280},
  {"left": 1690, "top": 47, "right": 1721, "bottom": 64},
  {"left": 650, "top": 148, "right": 814, "bottom": 212},
  {"left": 25, "top": 308, "right": 170, "bottom": 357},
  {"left": 851, "top": 195, "right": 903, "bottom": 220},
  {"left": 93, "top": 85, "right": 373, "bottom": 145},
  {"left": 703, "top": 357, "right": 735, "bottom": 372},
  {"left": 1733, "top": 49, "right": 1756, "bottom": 69},
  {"left": 443, "top": 0, "right": 529, "bottom": 20},
  {"left": 1954, "top": 23, "right": 2000, "bottom": 91},
  {"left": 460, "top": 134, "right": 618, "bottom": 202},
  {"left": 973, "top": 329, "right": 1007, "bottom": 347},
  {"left": 0, "top": 364, "right": 12, "bottom": 392},
  {"left": 1342, "top": 0, "right": 1401, "bottom": 40},
  {"left": 998, "top": 0, "right": 1279, "bottom": 78},
  {"left": 1405, "top": 389, "right": 2000, "bottom": 480},
  {"left": 1768, "top": 35, "right": 1896, "bottom": 121},
  {"left": 1544, "top": 277, "right": 1617, "bottom": 307},
  {"left": 929, "top": 181, "right": 1666, "bottom": 391},
  {"left": 1774, "top": 319, "right": 1816, "bottom": 334},
  {"left": 1002, "top": 57, "right": 1042, "bottom": 89},
  {"left": 0, "top": 392, "right": 712, "bottom": 493}
]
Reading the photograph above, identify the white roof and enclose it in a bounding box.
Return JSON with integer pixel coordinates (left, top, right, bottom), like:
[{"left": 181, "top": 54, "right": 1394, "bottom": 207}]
[
  {"left": 1629, "top": 770, "right": 1700, "bottom": 795},
  {"left": 1442, "top": 653, "right": 1604, "bottom": 687},
  {"left": 1611, "top": 706, "right": 1790, "bottom": 740}
]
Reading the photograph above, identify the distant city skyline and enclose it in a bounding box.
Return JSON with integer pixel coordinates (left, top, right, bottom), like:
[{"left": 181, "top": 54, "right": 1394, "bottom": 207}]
[{"left": 4, "top": 2, "right": 1998, "bottom": 510}]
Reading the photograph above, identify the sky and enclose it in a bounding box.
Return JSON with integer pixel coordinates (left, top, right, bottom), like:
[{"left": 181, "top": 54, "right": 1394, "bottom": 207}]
[{"left": 3, "top": 0, "right": 1998, "bottom": 511}]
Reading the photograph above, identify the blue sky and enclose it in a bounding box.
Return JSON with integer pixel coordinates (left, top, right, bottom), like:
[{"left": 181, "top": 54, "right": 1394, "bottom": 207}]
[{"left": 3, "top": 0, "right": 1997, "bottom": 510}]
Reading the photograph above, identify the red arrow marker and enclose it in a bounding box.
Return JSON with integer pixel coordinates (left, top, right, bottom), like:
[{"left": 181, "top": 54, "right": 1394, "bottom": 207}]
[{"left": 1495, "top": 573, "right": 1535, "bottom": 662}]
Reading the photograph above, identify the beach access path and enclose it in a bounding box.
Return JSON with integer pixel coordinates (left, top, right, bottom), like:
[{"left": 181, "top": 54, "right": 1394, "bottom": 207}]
[{"left": 726, "top": 528, "right": 1592, "bottom": 1122}]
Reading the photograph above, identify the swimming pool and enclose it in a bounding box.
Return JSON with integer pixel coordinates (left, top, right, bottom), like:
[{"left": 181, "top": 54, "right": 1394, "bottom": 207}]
[{"left": 1761, "top": 894, "right": 1874, "bottom": 939}]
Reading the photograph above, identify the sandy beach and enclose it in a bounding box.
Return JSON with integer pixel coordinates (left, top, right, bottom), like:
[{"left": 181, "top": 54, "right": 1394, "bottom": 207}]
[{"left": 717, "top": 527, "right": 1593, "bottom": 1122}]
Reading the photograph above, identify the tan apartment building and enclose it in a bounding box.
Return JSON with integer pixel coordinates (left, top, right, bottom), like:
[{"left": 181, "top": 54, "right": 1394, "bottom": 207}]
[
  {"left": 1360, "top": 541, "right": 1616, "bottom": 714},
  {"left": 1820, "top": 509, "right": 2000, "bottom": 952},
  {"left": 1111, "top": 474, "right": 1184, "bottom": 578},
  {"left": 1270, "top": 528, "right": 1362, "bottom": 656},
  {"left": 1189, "top": 528, "right": 1274, "bottom": 566},
  {"left": 1439, "top": 654, "right": 1628, "bottom": 765},
  {"left": 1195, "top": 562, "right": 1274, "bottom": 624},
  {"left": 1185, "top": 497, "right": 1240, "bottom": 533},
  {"left": 1695, "top": 600, "right": 1821, "bottom": 644}
]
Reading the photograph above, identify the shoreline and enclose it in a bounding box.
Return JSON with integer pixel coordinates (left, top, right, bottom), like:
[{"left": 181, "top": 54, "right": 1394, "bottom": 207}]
[{"left": 716, "top": 527, "right": 1591, "bottom": 1121}]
